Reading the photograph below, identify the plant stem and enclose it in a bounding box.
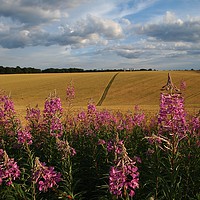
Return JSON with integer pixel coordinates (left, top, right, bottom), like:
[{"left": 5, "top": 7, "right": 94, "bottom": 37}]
[{"left": 25, "top": 143, "right": 36, "bottom": 200}]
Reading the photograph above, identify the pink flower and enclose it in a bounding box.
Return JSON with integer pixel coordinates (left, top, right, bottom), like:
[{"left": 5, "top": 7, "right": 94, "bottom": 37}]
[
  {"left": 158, "top": 93, "right": 187, "bottom": 137},
  {"left": 0, "top": 95, "right": 20, "bottom": 135},
  {"left": 43, "top": 96, "right": 63, "bottom": 117},
  {"left": 109, "top": 162, "right": 139, "bottom": 198},
  {"left": 87, "top": 103, "right": 97, "bottom": 114},
  {"left": 42, "top": 95, "right": 64, "bottom": 137},
  {"left": 107, "top": 141, "right": 114, "bottom": 152},
  {"left": 98, "top": 139, "right": 106, "bottom": 145},
  {"left": 0, "top": 149, "right": 21, "bottom": 186},
  {"left": 180, "top": 80, "right": 186, "bottom": 91},
  {"left": 50, "top": 117, "right": 63, "bottom": 138},
  {"left": 109, "top": 139, "right": 139, "bottom": 198},
  {"left": 32, "top": 157, "right": 61, "bottom": 192},
  {"left": 66, "top": 84, "right": 75, "bottom": 101},
  {"left": 133, "top": 105, "right": 145, "bottom": 127},
  {"left": 0, "top": 95, "right": 15, "bottom": 114},
  {"left": 17, "top": 127, "right": 32, "bottom": 145},
  {"left": 56, "top": 139, "right": 76, "bottom": 158},
  {"left": 25, "top": 106, "right": 41, "bottom": 129}
]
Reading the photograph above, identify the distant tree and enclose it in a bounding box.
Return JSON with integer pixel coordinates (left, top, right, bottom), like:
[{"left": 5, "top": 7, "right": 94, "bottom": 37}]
[
  {"left": 16, "top": 66, "right": 23, "bottom": 73},
  {"left": 0, "top": 66, "right": 6, "bottom": 73}
]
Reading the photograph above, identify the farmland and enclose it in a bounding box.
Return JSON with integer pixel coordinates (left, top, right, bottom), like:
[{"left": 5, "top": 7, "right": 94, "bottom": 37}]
[
  {"left": 0, "top": 71, "right": 199, "bottom": 116},
  {"left": 1, "top": 70, "right": 200, "bottom": 199}
]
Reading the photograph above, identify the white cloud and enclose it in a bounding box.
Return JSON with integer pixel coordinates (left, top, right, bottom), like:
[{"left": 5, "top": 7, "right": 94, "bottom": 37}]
[
  {"left": 0, "top": 1, "right": 62, "bottom": 26},
  {"left": 116, "top": 49, "right": 143, "bottom": 59},
  {"left": 163, "top": 11, "right": 178, "bottom": 24},
  {"left": 0, "top": 21, "right": 10, "bottom": 34},
  {"left": 0, "top": 13, "right": 123, "bottom": 49},
  {"left": 137, "top": 11, "right": 200, "bottom": 43},
  {"left": 78, "top": 15, "right": 123, "bottom": 39}
]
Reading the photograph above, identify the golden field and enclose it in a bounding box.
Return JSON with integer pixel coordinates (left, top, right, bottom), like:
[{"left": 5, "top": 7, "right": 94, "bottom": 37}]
[{"left": 0, "top": 71, "right": 199, "bottom": 117}]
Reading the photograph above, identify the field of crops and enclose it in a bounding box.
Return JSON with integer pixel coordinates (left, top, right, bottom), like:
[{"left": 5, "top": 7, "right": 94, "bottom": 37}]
[
  {"left": 0, "top": 71, "right": 199, "bottom": 117},
  {"left": 0, "top": 71, "right": 200, "bottom": 199}
]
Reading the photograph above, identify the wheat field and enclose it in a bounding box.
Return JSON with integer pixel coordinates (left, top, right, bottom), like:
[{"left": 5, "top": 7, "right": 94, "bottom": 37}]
[{"left": 0, "top": 71, "right": 199, "bottom": 117}]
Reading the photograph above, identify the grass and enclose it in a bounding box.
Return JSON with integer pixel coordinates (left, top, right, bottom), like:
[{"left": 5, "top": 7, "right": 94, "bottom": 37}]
[{"left": 0, "top": 71, "right": 199, "bottom": 117}]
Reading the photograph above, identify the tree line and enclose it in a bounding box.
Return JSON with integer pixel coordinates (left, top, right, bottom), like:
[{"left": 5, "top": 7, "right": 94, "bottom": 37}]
[
  {"left": 2, "top": 65, "right": 196, "bottom": 74},
  {"left": 0, "top": 66, "right": 85, "bottom": 74},
  {"left": 0, "top": 66, "right": 126, "bottom": 74}
]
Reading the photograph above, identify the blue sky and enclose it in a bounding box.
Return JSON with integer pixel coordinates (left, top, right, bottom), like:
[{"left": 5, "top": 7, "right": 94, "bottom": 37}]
[{"left": 0, "top": 0, "right": 200, "bottom": 70}]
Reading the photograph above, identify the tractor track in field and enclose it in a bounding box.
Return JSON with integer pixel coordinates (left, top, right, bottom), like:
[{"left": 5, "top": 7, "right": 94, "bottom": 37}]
[
  {"left": 97, "top": 72, "right": 119, "bottom": 106},
  {"left": 185, "top": 91, "right": 200, "bottom": 100}
]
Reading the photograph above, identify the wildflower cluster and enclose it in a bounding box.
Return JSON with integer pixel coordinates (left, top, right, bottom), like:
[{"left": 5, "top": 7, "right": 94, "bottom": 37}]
[
  {"left": 43, "top": 95, "right": 63, "bottom": 116},
  {"left": 0, "top": 95, "right": 15, "bottom": 116},
  {"left": 56, "top": 138, "right": 76, "bottom": 159},
  {"left": 158, "top": 73, "right": 187, "bottom": 137},
  {"left": 25, "top": 106, "right": 41, "bottom": 129},
  {"left": 32, "top": 157, "right": 61, "bottom": 192},
  {"left": 75, "top": 103, "right": 146, "bottom": 136},
  {"left": 42, "top": 94, "right": 63, "bottom": 137},
  {"left": 0, "top": 149, "right": 21, "bottom": 186},
  {"left": 66, "top": 83, "right": 75, "bottom": 103},
  {"left": 189, "top": 114, "right": 200, "bottom": 134},
  {"left": 158, "top": 93, "right": 187, "bottom": 136},
  {"left": 188, "top": 114, "right": 200, "bottom": 147},
  {"left": 109, "top": 137, "right": 139, "bottom": 198},
  {"left": 107, "top": 140, "right": 114, "bottom": 152},
  {"left": 0, "top": 94, "right": 20, "bottom": 135},
  {"left": 133, "top": 105, "right": 146, "bottom": 127},
  {"left": 17, "top": 127, "right": 32, "bottom": 145}
]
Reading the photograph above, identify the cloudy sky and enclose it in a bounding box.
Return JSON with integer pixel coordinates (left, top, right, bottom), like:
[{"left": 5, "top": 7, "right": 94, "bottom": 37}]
[{"left": 0, "top": 0, "right": 200, "bottom": 70}]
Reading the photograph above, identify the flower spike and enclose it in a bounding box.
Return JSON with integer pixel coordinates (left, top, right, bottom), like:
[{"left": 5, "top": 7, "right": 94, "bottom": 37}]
[{"left": 161, "top": 73, "right": 181, "bottom": 94}]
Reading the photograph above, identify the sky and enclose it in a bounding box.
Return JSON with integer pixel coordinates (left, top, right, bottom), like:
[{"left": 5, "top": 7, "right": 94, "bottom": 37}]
[{"left": 0, "top": 0, "right": 200, "bottom": 70}]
